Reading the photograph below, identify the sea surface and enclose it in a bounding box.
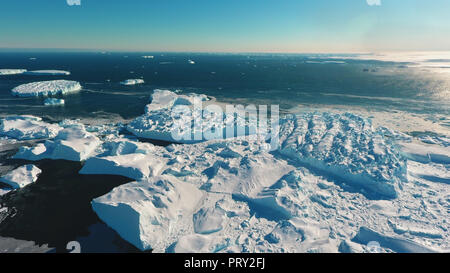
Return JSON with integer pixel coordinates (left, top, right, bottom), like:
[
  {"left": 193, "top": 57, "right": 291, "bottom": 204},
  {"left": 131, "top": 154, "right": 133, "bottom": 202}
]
[{"left": 0, "top": 52, "right": 449, "bottom": 129}]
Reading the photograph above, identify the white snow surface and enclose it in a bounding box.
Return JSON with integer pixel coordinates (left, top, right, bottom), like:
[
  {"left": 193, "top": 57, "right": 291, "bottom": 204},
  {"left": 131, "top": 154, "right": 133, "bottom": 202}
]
[
  {"left": 0, "top": 115, "right": 62, "bottom": 140},
  {"left": 0, "top": 165, "right": 41, "bottom": 189},
  {"left": 11, "top": 80, "right": 82, "bottom": 97}
]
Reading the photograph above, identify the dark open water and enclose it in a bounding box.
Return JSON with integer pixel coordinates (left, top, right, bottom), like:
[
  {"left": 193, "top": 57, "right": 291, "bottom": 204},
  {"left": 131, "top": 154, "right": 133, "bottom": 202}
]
[{"left": 0, "top": 52, "right": 449, "bottom": 121}]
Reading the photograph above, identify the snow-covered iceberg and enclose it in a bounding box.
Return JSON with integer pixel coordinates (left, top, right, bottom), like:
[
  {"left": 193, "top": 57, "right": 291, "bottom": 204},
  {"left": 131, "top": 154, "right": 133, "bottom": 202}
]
[
  {"left": 11, "top": 80, "right": 82, "bottom": 97},
  {"left": 127, "top": 90, "right": 251, "bottom": 143},
  {"left": 24, "top": 70, "right": 71, "bottom": 76},
  {"left": 277, "top": 113, "right": 407, "bottom": 198},
  {"left": 92, "top": 175, "right": 204, "bottom": 251},
  {"left": 0, "top": 69, "right": 27, "bottom": 75},
  {"left": 80, "top": 153, "right": 167, "bottom": 181},
  {"left": 44, "top": 98, "right": 65, "bottom": 106},
  {"left": 0, "top": 115, "right": 62, "bottom": 140},
  {"left": 120, "top": 79, "right": 145, "bottom": 85},
  {"left": 14, "top": 123, "right": 101, "bottom": 161},
  {"left": 0, "top": 165, "right": 41, "bottom": 189}
]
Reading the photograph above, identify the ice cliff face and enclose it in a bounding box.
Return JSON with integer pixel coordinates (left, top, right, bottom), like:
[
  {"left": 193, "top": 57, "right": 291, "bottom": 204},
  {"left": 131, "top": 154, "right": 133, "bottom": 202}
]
[{"left": 92, "top": 176, "right": 204, "bottom": 251}]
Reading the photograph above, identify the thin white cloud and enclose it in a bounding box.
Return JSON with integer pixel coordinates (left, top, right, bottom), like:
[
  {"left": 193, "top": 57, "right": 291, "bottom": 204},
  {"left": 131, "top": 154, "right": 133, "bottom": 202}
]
[
  {"left": 366, "top": 0, "right": 381, "bottom": 6},
  {"left": 67, "top": 0, "right": 81, "bottom": 6}
]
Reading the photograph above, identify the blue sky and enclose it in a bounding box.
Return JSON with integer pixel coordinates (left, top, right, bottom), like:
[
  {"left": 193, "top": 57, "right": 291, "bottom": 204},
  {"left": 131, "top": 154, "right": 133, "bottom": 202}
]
[{"left": 0, "top": 0, "right": 449, "bottom": 53}]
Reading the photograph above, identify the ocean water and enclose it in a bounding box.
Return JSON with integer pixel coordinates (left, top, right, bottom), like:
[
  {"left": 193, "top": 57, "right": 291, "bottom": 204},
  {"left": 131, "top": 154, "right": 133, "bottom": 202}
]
[{"left": 1, "top": 52, "right": 449, "bottom": 127}]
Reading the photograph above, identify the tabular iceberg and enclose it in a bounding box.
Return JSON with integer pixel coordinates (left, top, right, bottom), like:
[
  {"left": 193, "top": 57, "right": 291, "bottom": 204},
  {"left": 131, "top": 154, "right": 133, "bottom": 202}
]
[
  {"left": 92, "top": 175, "right": 204, "bottom": 251},
  {"left": 11, "top": 80, "right": 82, "bottom": 97},
  {"left": 14, "top": 123, "right": 101, "bottom": 161},
  {"left": 0, "top": 69, "right": 27, "bottom": 75},
  {"left": 0, "top": 115, "right": 62, "bottom": 140},
  {"left": 120, "top": 79, "right": 145, "bottom": 85},
  {"left": 80, "top": 153, "right": 167, "bottom": 180},
  {"left": 24, "top": 70, "right": 71, "bottom": 76},
  {"left": 0, "top": 165, "right": 41, "bottom": 189}
]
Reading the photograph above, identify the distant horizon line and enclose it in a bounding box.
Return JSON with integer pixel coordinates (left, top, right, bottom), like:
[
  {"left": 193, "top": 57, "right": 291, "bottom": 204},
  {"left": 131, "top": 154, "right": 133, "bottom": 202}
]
[{"left": 1, "top": 47, "right": 449, "bottom": 55}]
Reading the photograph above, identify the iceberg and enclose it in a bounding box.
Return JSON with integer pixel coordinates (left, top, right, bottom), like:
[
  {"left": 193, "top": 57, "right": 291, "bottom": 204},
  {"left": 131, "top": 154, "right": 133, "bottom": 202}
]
[
  {"left": 14, "top": 123, "right": 101, "bottom": 161},
  {"left": 92, "top": 175, "right": 204, "bottom": 251},
  {"left": 24, "top": 70, "right": 71, "bottom": 76},
  {"left": 0, "top": 115, "right": 62, "bottom": 140},
  {"left": 277, "top": 113, "right": 407, "bottom": 198},
  {"left": 80, "top": 153, "right": 167, "bottom": 180},
  {"left": 127, "top": 89, "right": 251, "bottom": 143},
  {"left": 0, "top": 69, "right": 27, "bottom": 75},
  {"left": 0, "top": 165, "right": 41, "bottom": 189},
  {"left": 44, "top": 98, "right": 65, "bottom": 106},
  {"left": 11, "top": 80, "right": 82, "bottom": 97},
  {"left": 120, "top": 79, "right": 145, "bottom": 85}
]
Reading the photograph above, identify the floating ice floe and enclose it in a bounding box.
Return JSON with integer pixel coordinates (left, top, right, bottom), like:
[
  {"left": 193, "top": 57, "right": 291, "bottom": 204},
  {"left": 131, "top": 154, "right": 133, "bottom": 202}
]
[
  {"left": 11, "top": 80, "right": 82, "bottom": 97},
  {"left": 0, "top": 165, "right": 41, "bottom": 189},
  {"left": 0, "top": 115, "right": 62, "bottom": 140},
  {"left": 0, "top": 69, "right": 27, "bottom": 75},
  {"left": 92, "top": 175, "right": 204, "bottom": 251},
  {"left": 24, "top": 70, "right": 71, "bottom": 76},
  {"left": 276, "top": 113, "right": 407, "bottom": 199},
  {"left": 120, "top": 79, "right": 145, "bottom": 85},
  {"left": 14, "top": 123, "right": 101, "bottom": 161},
  {"left": 127, "top": 89, "right": 251, "bottom": 143},
  {"left": 44, "top": 98, "right": 65, "bottom": 106}
]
